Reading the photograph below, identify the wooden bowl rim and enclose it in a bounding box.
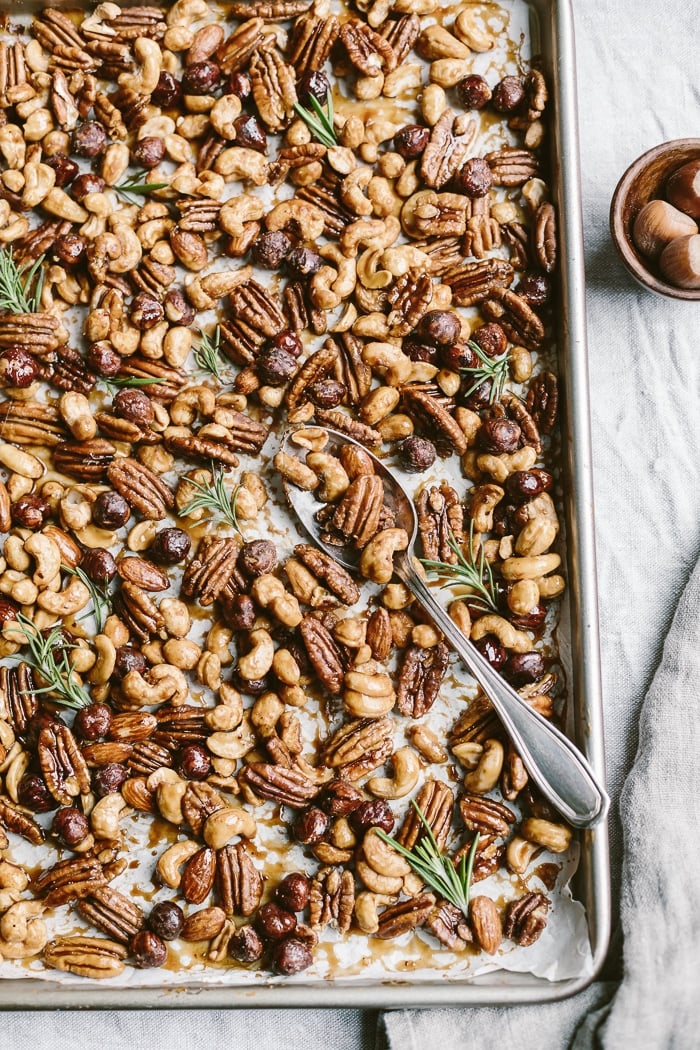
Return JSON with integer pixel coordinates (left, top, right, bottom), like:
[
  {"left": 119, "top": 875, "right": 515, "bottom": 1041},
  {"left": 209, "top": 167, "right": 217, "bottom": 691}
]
[{"left": 609, "top": 138, "right": 700, "bottom": 301}]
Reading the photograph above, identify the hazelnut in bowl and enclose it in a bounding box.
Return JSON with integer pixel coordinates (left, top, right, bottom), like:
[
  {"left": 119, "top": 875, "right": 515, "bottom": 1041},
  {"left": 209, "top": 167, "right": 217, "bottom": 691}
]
[{"left": 610, "top": 138, "right": 700, "bottom": 300}]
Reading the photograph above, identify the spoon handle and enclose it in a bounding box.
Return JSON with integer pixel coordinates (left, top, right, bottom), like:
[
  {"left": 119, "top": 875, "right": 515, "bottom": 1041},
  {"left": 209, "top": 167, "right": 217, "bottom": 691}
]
[{"left": 395, "top": 554, "right": 609, "bottom": 829}]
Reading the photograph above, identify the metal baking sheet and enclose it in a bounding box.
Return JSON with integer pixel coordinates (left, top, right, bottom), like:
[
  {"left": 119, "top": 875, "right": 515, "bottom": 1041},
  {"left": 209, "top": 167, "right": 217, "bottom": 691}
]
[{"left": 0, "top": 0, "right": 610, "bottom": 1009}]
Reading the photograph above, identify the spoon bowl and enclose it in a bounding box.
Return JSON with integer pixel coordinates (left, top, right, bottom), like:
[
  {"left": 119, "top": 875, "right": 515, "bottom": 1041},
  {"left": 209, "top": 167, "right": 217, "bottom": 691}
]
[{"left": 280, "top": 425, "right": 609, "bottom": 829}]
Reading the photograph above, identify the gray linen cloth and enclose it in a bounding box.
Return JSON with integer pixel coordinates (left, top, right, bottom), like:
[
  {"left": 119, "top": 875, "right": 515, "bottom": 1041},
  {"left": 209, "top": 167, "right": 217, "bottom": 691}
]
[{"left": 4, "top": 0, "right": 699, "bottom": 1047}]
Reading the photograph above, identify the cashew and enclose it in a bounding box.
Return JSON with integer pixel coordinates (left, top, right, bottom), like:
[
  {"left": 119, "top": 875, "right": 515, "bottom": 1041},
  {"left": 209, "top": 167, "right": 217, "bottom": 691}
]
[
  {"left": 362, "top": 341, "right": 413, "bottom": 385},
  {"left": 203, "top": 806, "right": 257, "bottom": 849},
  {"left": 0, "top": 443, "right": 44, "bottom": 479},
  {"left": 306, "top": 452, "right": 350, "bottom": 502},
  {"left": 207, "top": 720, "right": 256, "bottom": 760},
  {"left": 468, "top": 484, "right": 504, "bottom": 533},
  {"left": 464, "top": 738, "right": 504, "bottom": 794},
  {"left": 273, "top": 451, "right": 319, "bottom": 491},
  {"left": 272, "top": 648, "right": 300, "bottom": 686},
  {"left": 362, "top": 829, "right": 412, "bottom": 880},
  {"left": 37, "top": 577, "right": 90, "bottom": 617},
  {"left": 0, "top": 901, "right": 46, "bottom": 959},
  {"left": 500, "top": 553, "right": 561, "bottom": 581},
  {"left": 4, "top": 749, "right": 29, "bottom": 804},
  {"left": 87, "top": 634, "right": 116, "bottom": 685},
  {"left": 470, "top": 614, "right": 532, "bottom": 653},
  {"left": 359, "top": 528, "right": 409, "bottom": 584},
  {"left": 250, "top": 574, "right": 302, "bottom": 628},
  {"left": 265, "top": 198, "right": 325, "bottom": 241},
  {"left": 367, "top": 747, "right": 421, "bottom": 799},
  {"left": 343, "top": 667, "right": 396, "bottom": 718},
  {"left": 59, "top": 391, "right": 97, "bottom": 441},
  {"left": 454, "top": 7, "right": 495, "bottom": 51},
  {"left": 408, "top": 724, "right": 448, "bottom": 764},
  {"left": 340, "top": 216, "right": 401, "bottom": 258},
  {"left": 23, "top": 533, "right": 62, "bottom": 589},
  {"left": 160, "top": 597, "right": 192, "bottom": 638},
  {"left": 209, "top": 93, "right": 242, "bottom": 139},
  {"left": 520, "top": 817, "right": 573, "bottom": 854},
  {"left": 515, "top": 494, "right": 559, "bottom": 557},
  {"left": 0, "top": 860, "right": 28, "bottom": 912},
  {"left": 506, "top": 835, "right": 542, "bottom": 875},
  {"left": 119, "top": 38, "right": 162, "bottom": 95},
  {"left": 238, "top": 629, "right": 274, "bottom": 681},
  {"left": 90, "top": 794, "right": 126, "bottom": 841},
  {"left": 156, "top": 839, "right": 200, "bottom": 888},
  {"left": 356, "top": 247, "right": 393, "bottom": 290},
  {"left": 219, "top": 195, "right": 265, "bottom": 238},
  {"left": 354, "top": 891, "right": 382, "bottom": 934},
  {"left": 3, "top": 535, "right": 30, "bottom": 572},
  {"left": 121, "top": 665, "right": 189, "bottom": 706},
  {"left": 475, "top": 445, "right": 537, "bottom": 483},
  {"left": 341, "top": 167, "right": 373, "bottom": 217},
  {"left": 507, "top": 579, "right": 541, "bottom": 616},
  {"left": 156, "top": 777, "right": 188, "bottom": 825}
]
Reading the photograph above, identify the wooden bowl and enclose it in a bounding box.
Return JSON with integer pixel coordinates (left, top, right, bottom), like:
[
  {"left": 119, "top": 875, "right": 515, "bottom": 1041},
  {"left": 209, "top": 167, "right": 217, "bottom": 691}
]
[{"left": 610, "top": 139, "right": 700, "bottom": 300}]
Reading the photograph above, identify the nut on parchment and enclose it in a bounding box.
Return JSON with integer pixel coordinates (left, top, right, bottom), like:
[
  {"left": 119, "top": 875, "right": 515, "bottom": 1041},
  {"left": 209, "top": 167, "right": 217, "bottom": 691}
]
[
  {"left": 375, "top": 893, "right": 435, "bottom": 939},
  {"left": 216, "top": 842, "right": 263, "bottom": 917},
  {"left": 396, "top": 643, "right": 450, "bottom": 717},
  {"left": 309, "top": 866, "right": 355, "bottom": 933},
  {"left": 77, "top": 886, "right": 145, "bottom": 944},
  {"left": 504, "top": 891, "right": 550, "bottom": 946},
  {"left": 43, "top": 936, "right": 127, "bottom": 979}
]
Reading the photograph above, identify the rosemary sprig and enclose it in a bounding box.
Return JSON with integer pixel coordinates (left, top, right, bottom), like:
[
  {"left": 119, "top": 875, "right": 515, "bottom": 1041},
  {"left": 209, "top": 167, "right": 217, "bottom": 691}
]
[
  {"left": 377, "top": 803, "right": 480, "bottom": 919},
  {"left": 99, "top": 376, "right": 168, "bottom": 392},
  {"left": 461, "top": 340, "right": 510, "bottom": 405},
  {"left": 193, "top": 325, "right": 234, "bottom": 382},
  {"left": 12, "top": 613, "right": 91, "bottom": 710},
  {"left": 293, "top": 92, "right": 337, "bottom": 148},
  {"left": 115, "top": 170, "right": 169, "bottom": 204},
  {"left": 179, "top": 464, "right": 243, "bottom": 532},
  {"left": 65, "top": 565, "right": 111, "bottom": 633},
  {"left": 0, "top": 248, "right": 45, "bottom": 314},
  {"left": 420, "top": 523, "right": 498, "bottom": 612}
]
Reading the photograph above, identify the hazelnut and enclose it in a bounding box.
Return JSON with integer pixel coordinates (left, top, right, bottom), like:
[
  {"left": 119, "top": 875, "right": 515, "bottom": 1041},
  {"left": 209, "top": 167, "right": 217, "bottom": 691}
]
[
  {"left": 478, "top": 417, "right": 521, "bottom": 453},
  {"left": 81, "top": 547, "right": 117, "bottom": 584},
  {"left": 130, "top": 294, "right": 164, "bottom": 331},
  {"left": 74, "top": 702, "right": 112, "bottom": 741},
  {"left": 92, "top": 490, "right": 131, "bottom": 529},
  {"left": 399, "top": 435, "right": 437, "bottom": 473},
  {"left": 439, "top": 341, "right": 477, "bottom": 372},
  {"left": 393, "top": 124, "right": 430, "bottom": 160},
  {"left": 0, "top": 597, "right": 19, "bottom": 626},
  {"left": 252, "top": 230, "right": 293, "bottom": 270},
  {"left": 131, "top": 930, "right": 167, "bottom": 968},
  {"left": 0, "top": 347, "right": 38, "bottom": 388},
  {"left": 177, "top": 744, "right": 212, "bottom": 781},
  {"left": 227, "top": 72, "right": 251, "bottom": 100},
  {"left": 230, "top": 670, "right": 270, "bottom": 696},
  {"left": 269, "top": 330, "right": 303, "bottom": 358},
  {"left": 52, "top": 806, "right": 89, "bottom": 848},
  {"left": 113, "top": 388, "right": 155, "bottom": 426},
  {"left": 239, "top": 539, "right": 277, "bottom": 577},
  {"left": 256, "top": 347, "right": 297, "bottom": 386},
  {"left": 46, "top": 153, "right": 79, "bottom": 187},
  {"left": 71, "top": 173, "right": 105, "bottom": 201},
  {"left": 164, "top": 289, "right": 196, "bottom": 326},
  {"left": 666, "top": 158, "right": 700, "bottom": 221},
  {"left": 472, "top": 322, "right": 508, "bottom": 358},
  {"left": 222, "top": 593, "right": 256, "bottom": 632},
  {"left": 87, "top": 342, "right": 122, "bottom": 377},
  {"left": 150, "top": 527, "right": 191, "bottom": 565},
  {"left": 255, "top": 901, "right": 297, "bottom": 941},
  {"left": 151, "top": 71, "right": 182, "bottom": 108},
  {"left": 454, "top": 157, "right": 493, "bottom": 198},
  {"left": 518, "top": 273, "right": 551, "bottom": 307},
  {"left": 632, "top": 199, "right": 697, "bottom": 259},
  {"left": 228, "top": 925, "right": 263, "bottom": 963},
  {"left": 416, "top": 310, "right": 461, "bottom": 347},
  {"left": 296, "top": 71, "right": 330, "bottom": 107},
  {"left": 182, "top": 60, "right": 220, "bottom": 95},
  {"left": 10, "top": 495, "right": 51, "bottom": 531},
  {"left": 113, "top": 646, "right": 148, "bottom": 680},
  {"left": 93, "top": 762, "right": 128, "bottom": 798},
  {"left": 308, "top": 379, "right": 346, "bottom": 409},
  {"left": 505, "top": 651, "right": 546, "bottom": 685},
  {"left": 293, "top": 806, "right": 329, "bottom": 845},
  {"left": 456, "top": 74, "right": 492, "bottom": 109},
  {"left": 275, "top": 872, "right": 311, "bottom": 913},
  {"left": 71, "top": 122, "right": 109, "bottom": 158},
  {"left": 506, "top": 469, "right": 552, "bottom": 501},
  {"left": 510, "top": 603, "right": 547, "bottom": 631},
  {"left": 233, "top": 115, "right": 267, "bottom": 154},
  {"left": 148, "top": 901, "right": 184, "bottom": 941},
  {"left": 131, "top": 136, "right": 166, "bottom": 170},
  {"left": 403, "top": 338, "right": 438, "bottom": 365},
  {"left": 17, "top": 772, "right": 55, "bottom": 813},
  {"left": 659, "top": 233, "right": 700, "bottom": 290},
  {"left": 286, "top": 246, "right": 321, "bottom": 278},
  {"left": 473, "top": 635, "right": 507, "bottom": 670},
  {"left": 53, "top": 232, "right": 86, "bottom": 267},
  {"left": 462, "top": 378, "right": 494, "bottom": 410},
  {"left": 271, "top": 937, "right": 313, "bottom": 975},
  {"left": 349, "top": 800, "right": 394, "bottom": 835},
  {"left": 492, "top": 76, "right": 525, "bottom": 113}
]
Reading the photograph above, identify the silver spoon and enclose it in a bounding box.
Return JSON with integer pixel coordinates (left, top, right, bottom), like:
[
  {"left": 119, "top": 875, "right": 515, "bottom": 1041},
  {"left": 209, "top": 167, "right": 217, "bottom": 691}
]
[{"left": 280, "top": 426, "right": 609, "bottom": 829}]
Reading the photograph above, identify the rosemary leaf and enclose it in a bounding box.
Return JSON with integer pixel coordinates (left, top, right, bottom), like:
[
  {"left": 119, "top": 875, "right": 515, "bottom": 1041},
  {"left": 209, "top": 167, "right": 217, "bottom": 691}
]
[
  {"left": 12, "top": 613, "right": 91, "bottom": 710},
  {"left": 179, "top": 464, "right": 243, "bottom": 532},
  {"left": 193, "top": 325, "right": 234, "bottom": 382},
  {"left": 65, "top": 565, "right": 111, "bottom": 634},
  {"left": 0, "top": 248, "right": 45, "bottom": 314},
  {"left": 420, "top": 523, "right": 498, "bottom": 612},
  {"left": 376, "top": 803, "right": 480, "bottom": 918},
  {"left": 461, "top": 341, "right": 510, "bottom": 404},
  {"left": 101, "top": 376, "right": 168, "bottom": 391},
  {"left": 293, "top": 95, "right": 338, "bottom": 148},
  {"left": 115, "top": 169, "right": 169, "bottom": 204}
]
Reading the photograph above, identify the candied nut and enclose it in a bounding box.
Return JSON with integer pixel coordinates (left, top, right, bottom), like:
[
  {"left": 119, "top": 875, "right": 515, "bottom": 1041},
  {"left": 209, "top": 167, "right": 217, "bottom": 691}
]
[
  {"left": 359, "top": 528, "right": 408, "bottom": 584},
  {"left": 44, "top": 936, "right": 127, "bottom": 979},
  {"left": 469, "top": 895, "right": 502, "bottom": 954},
  {"left": 504, "top": 892, "right": 550, "bottom": 946}
]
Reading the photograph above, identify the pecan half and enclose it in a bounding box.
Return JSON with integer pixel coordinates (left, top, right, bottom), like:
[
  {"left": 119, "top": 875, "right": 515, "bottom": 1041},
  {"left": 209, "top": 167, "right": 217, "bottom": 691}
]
[
  {"left": 454, "top": 834, "right": 504, "bottom": 884},
  {"left": 366, "top": 607, "right": 392, "bottom": 661},
  {"left": 287, "top": 13, "right": 339, "bottom": 74},
  {"left": 532, "top": 202, "right": 557, "bottom": 273},
  {"left": 417, "top": 482, "right": 465, "bottom": 562},
  {"left": 216, "top": 842, "right": 263, "bottom": 916},
  {"left": 77, "top": 886, "right": 145, "bottom": 944},
  {"left": 181, "top": 782, "right": 226, "bottom": 838},
  {"left": 0, "top": 796, "right": 44, "bottom": 845},
  {"left": 504, "top": 891, "right": 550, "bottom": 946},
  {"left": 41, "top": 346, "right": 97, "bottom": 396},
  {"left": 397, "top": 779, "right": 454, "bottom": 851},
  {"left": 330, "top": 474, "right": 383, "bottom": 550},
  {"left": 0, "top": 400, "right": 68, "bottom": 446},
  {"left": 321, "top": 717, "right": 394, "bottom": 781},
  {"left": 449, "top": 695, "right": 502, "bottom": 749},
  {"left": 299, "top": 614, "right": 346, "bottom": 695},
  {"left": 442, "top": 257, "right": 515, "bottom": 307},
  {"left": 217, "top": 18, "right": 264, "bottom": 74},
  {"left": 486, "top": 146, "right": 539, "bottom": 187},
  {"left": 396, "top": 642, "right": 449, "bottom": 717},
  {"left": 376, "top": 893, "right": 435, "bottom": 940},
  {"left": 152, "top": 705, "right": 208, "bottom": 751},
  {"left": 114, "top": 582, "right": 164, "bottom": 642},
  {"left": 387, "top": 270, "right": 433, "bottom": 338},
  {"left": 227, "top": 0, "right": 312, "bottom": 18},
  {"left": 106, "top": 457, "right": 174, "bottom": 520},
  {"left": 402, "top": 388, "right": 466, "bottom": 455},
  {"left": 421, "top": 110, "right": 476, "bottom": 190},
  {"left": 43, "top": 936, "right": 127, "bottom": 979},
  {"left": 298, "top": 173, "right": 358, "bottom": 237},
  {"left": 0, "top": 663, "right": 38, "bottom": 737},
  {"left": 53, "top": 439, "right": 116, "bottom": 481},
  {"left": 249, "top": 45, "right": 297, "bottom": 132},
  {"left": 526, "top": 372, "right": 558, "bottom": 434},
  {"left": 309, "top": 866, "right": 355, "bottom": 933},
  {"left": 34, "top": 856, "right": 107, "bottom": 906},
  {"left": 402, "top": 190, "right": 469, "bottom": 240},
  {"left": 240, "top": 762, "right": 319, "bottom": 807},
  {"left": 459, "top": 793, "right": 516, "bottom": 837},
  {"left": 182, "top": 536, "right": 242, "bottom": 607},
  {"left": 126, "top": 740, "right": 172, "bottom": 776},
  {"left": 293, "top": 544, "right": 360, "bottom": 606},
  {"left": 340, "top": 19, "right": 396, "bottom": 75},
  {"left": 0, "top": 313, "right": 64, "bottom": 356},
  {"left": 481, "top": 288, "right": 545, "bottom": 350},
  {"left": 38, "top": 723, "right": 91, "bottom": 806},
  {"left": 380, "top": 13, "right": 421, "bottom": 65}
]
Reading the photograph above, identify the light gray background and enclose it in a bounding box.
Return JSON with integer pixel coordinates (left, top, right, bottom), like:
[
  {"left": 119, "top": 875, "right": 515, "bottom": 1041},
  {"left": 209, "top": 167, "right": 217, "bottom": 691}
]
[{"left": 4, "top": 0, "right": 698, "bottom": 1045}]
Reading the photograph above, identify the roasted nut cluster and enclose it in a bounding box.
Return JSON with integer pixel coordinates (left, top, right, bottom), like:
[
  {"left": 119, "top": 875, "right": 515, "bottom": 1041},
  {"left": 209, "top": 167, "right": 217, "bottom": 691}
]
[{"left": 0, "top": 0, "right": 570, "bottom": 983}]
